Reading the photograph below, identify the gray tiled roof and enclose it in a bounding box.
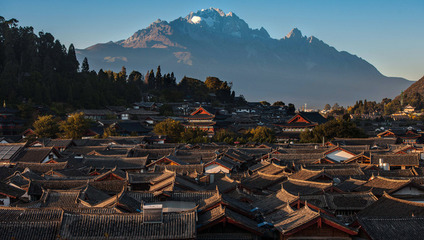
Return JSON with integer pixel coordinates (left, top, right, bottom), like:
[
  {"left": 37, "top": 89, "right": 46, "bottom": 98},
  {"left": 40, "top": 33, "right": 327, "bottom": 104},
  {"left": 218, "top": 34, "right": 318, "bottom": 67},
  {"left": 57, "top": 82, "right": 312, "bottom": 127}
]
[
  {"left": 59, "top": 210, "right": 196, "bottom": 239},
  {"left": 359, "top": 217, "right": 424, "bottom": 240},
  {"left": 0, "top": 207, "right": 63, "bottom": 240}
]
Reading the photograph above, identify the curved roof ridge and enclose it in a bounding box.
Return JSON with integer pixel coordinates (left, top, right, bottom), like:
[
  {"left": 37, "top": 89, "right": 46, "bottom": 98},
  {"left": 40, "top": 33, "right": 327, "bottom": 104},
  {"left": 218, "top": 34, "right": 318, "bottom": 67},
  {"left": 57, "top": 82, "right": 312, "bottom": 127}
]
[
  {"left": 299, "top": 168, "right": 323, "bottom": 173},
  {"left": 256, "top": 171, "right": 286, "bottom": 178},
  {"left": 382, "top": 192, "right": 424, "bottom": 207},
  {"left": 0, "top": 206, "right": 64, "bottom": 211},
  {"left": 286, "top": 177, "right": 332, "bottom": 186},
  {"left": 278, "top": 185, "right": 299, "bottom": 201},
  {"left": 220, "top": 175, "right": 235, "bottom": 182},
  {"left": 282, "top": 203, "right": 295, "bottom": 213},
  {"left": 270, "top": 162, "right": 287, "bottom": 169},
  {"left": 327, "top": 190, "right": 378, "bottom": 201},
  {"left": 373, "top": 176, "right": 411, "bottom": 182}
]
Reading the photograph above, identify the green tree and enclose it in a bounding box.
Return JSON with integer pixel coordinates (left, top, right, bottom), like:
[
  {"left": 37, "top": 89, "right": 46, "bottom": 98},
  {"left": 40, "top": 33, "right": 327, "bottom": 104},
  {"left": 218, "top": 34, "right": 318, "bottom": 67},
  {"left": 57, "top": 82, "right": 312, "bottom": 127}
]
[
  {"left": 180, "top": 128, "right": 208, "bottom": 143},
  {"left": 205, "top": 76, "right": 223, "bottom": 91},
  {"left": 153, "top": 119, "right": 184, "bottom": 142},
  {"left": 177, "top": 76, "right": 209, "bottom": 101},
  {"left": 59, "top": 112, "right": 89, "bottom": 139},
  {"left": 103, "top": 124, "right": 118, "bottom": 138},
  {"left": 287, "top": 103, "right": 296, "bottom": 115},
  {"left": 332, "top": 103, "right": 340, "bottom": 111},
  {"left": 118, "top": 66, "right": 127, "bottom": 82},
  {"left": 384, "top": 100, "right": 401, "bottom": 115},
  {"left": 213, "top": 129, "right": 237, "bottom": 144},
  {"left": 159, "top": 104, "right": 174, "bottom": 116},
  {"left": 324, "top": 104, "right": 331, "bottom": 111},
  {"left": 155, "top": 65, "right": 162, "bottom": 88},
  {"left": 81, "top": 57, "right": 89, "bottom": 73},
  {"left": 260, "top": 101, "right": 270, "bottom": 106},
  {"left": 245, "top": 126, "right": 275, "bottom": 143},
  {"left": 272, "top": 101, "right": 285, "bottom": 106},
  {"left": 33, "top": 115, "right": 61, "bottom": 138},
  {"left": 128, "top": 70, "right": 142, "bottom": 83},
  {"left": 300, "top": 119, "right": 366, "bottom": 143},
  {"left": 67, "top": 44, "right": 79, "bottom": 72}
]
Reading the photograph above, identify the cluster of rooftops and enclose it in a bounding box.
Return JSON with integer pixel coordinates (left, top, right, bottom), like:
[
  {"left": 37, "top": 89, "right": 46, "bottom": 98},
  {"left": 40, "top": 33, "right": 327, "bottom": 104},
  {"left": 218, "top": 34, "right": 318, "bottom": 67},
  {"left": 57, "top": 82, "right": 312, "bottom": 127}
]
[{"left": 0, "top": 136, "right": 424, "bottom": 239}]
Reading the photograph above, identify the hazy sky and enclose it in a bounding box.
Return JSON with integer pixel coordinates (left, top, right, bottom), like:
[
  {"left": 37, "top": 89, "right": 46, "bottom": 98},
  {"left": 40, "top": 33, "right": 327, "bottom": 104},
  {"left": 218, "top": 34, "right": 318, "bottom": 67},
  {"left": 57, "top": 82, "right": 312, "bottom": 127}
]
[{"left": 2, "top": 0, "right": 423, "bottom": 80}]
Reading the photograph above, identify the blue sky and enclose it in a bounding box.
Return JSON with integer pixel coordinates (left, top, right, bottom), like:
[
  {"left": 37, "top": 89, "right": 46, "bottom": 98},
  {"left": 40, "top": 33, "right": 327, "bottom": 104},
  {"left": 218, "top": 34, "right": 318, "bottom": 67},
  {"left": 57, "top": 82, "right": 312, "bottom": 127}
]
[{"left": 2, "top": 0, "right": 423, "bottom": 80}]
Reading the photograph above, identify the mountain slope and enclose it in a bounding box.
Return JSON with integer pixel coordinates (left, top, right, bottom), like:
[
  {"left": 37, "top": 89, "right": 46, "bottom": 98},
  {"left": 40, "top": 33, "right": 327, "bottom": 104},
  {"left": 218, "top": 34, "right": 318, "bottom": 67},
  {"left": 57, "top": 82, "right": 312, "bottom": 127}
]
[
  {"left": 398, "top": 76, "right": 424, "bottom": 97},
  {"left": 77, "top": 8, "right": 413, "bottom": 107}
]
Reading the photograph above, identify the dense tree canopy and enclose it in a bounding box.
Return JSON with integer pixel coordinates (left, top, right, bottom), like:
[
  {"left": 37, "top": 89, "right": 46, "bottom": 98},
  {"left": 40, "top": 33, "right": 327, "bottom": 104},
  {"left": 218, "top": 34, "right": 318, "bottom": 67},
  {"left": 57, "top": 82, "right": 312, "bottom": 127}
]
[
  {"left": 212, "top": 129, "right": 237, "bottom": 144},
  {"left": 153, "top": 119, "right": 184, "bottom": 142},
  {"left": 33, "top": 115, "right": 60, "bottom": 138},
  {"left": 59, "top": 112, "right": 89, "bottom": 139},
  {"left": 0, "top": 17, "right": 143, "bottom": 109},
  {"left": 300, "top": 119, "right": 366, "bottom": 143},
  {"left": 0, "top": 17, "right": 239, "bottom": 111},
  {"left": 245, "top": 126, "right": 275, "bottom": 143},
  {"left": 180, "top": 128, "right": 208, "bottom": 143},
  {"left": 260, "top": 101, "right": 271, "bottom": 106},
  {"left": 272, "top": 101, "right": 285, "bottom": 106}
]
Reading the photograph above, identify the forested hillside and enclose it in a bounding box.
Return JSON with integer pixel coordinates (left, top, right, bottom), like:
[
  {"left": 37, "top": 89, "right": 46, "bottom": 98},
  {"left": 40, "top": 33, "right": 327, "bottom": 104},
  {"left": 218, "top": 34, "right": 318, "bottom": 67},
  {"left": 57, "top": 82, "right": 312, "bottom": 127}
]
[{"left": 0, "top": 17, "right": 237, "bottom": 111}]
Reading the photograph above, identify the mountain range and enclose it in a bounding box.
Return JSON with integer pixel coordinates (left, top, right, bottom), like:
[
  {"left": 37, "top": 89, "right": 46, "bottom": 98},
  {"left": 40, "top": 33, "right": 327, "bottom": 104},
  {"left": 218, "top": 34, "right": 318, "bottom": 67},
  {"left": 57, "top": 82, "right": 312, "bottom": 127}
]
[{"left": 76, "top": 8, "right": 413, "bottom": 107}]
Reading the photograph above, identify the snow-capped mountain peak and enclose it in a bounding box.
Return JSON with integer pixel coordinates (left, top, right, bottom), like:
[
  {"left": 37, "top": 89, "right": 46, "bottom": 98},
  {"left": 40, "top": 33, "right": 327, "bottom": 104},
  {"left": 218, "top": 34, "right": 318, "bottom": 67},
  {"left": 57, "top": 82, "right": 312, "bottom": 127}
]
[
  {"left": 199, "top": 7, "right": 226, "bottom": 17},
  {"left": 186, "top": 8, "right": 240, "bottom": 25},
  {"left": 226, "top": 11, "right": 236, "bottom": 17},
  {"left": 79, "top": 8, "right": 411, "bottom": 107}
]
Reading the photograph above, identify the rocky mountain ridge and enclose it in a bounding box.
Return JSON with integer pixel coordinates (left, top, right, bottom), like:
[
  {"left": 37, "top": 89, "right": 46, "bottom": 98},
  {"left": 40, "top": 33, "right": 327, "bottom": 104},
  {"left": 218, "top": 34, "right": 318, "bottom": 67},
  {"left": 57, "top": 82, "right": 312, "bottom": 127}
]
[{"left": 77, "top": 8, "right": 412, "bottom": 107}]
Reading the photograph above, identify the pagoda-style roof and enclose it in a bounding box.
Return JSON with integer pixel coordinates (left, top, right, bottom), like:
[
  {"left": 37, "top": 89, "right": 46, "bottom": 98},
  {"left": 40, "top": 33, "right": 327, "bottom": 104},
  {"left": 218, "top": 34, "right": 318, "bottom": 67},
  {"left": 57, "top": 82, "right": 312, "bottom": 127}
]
[
  {"left": 154, "top": 164, "right": 204, "bottom": 176},
  {"left": 205, "top": 175, "right": 238, "bottom": 193},
  {"left": 253, "top": 162, "right": 289, "bottom": 175},
  {"left": 241, "top": 171, "right": 288, "bottom": 193},
  {"left": 336, "top": 177, "right": 367, "bottom": 192},
  {"left": 324, "top": 191, "right": 377, "bottom": 211},
  {"left": 146, "top": 155, "right": 187, "bottom": 168},
  {"left": 286, "top": 112, "right": 327, "bottom": 125},
  {"left": 252, "top": 187, "right": 299, "bottom": 215},
  {"left": 190, "top": 106, "right": 216, "bottom": 116},
  {"left": 358, "top": 192, "right": 424, "bottom": 218},
  {"left": 281, "top": 178, "right": 333, "bottom": 196},
  {"left": 197, "top": 205, "right": 264, "bottom": 236},
  {"left": 354, "top": 176, "right": 411, "bottom": 197},
  {"left": 273, "top": 204, "right": 358, "bottom": 236}
]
